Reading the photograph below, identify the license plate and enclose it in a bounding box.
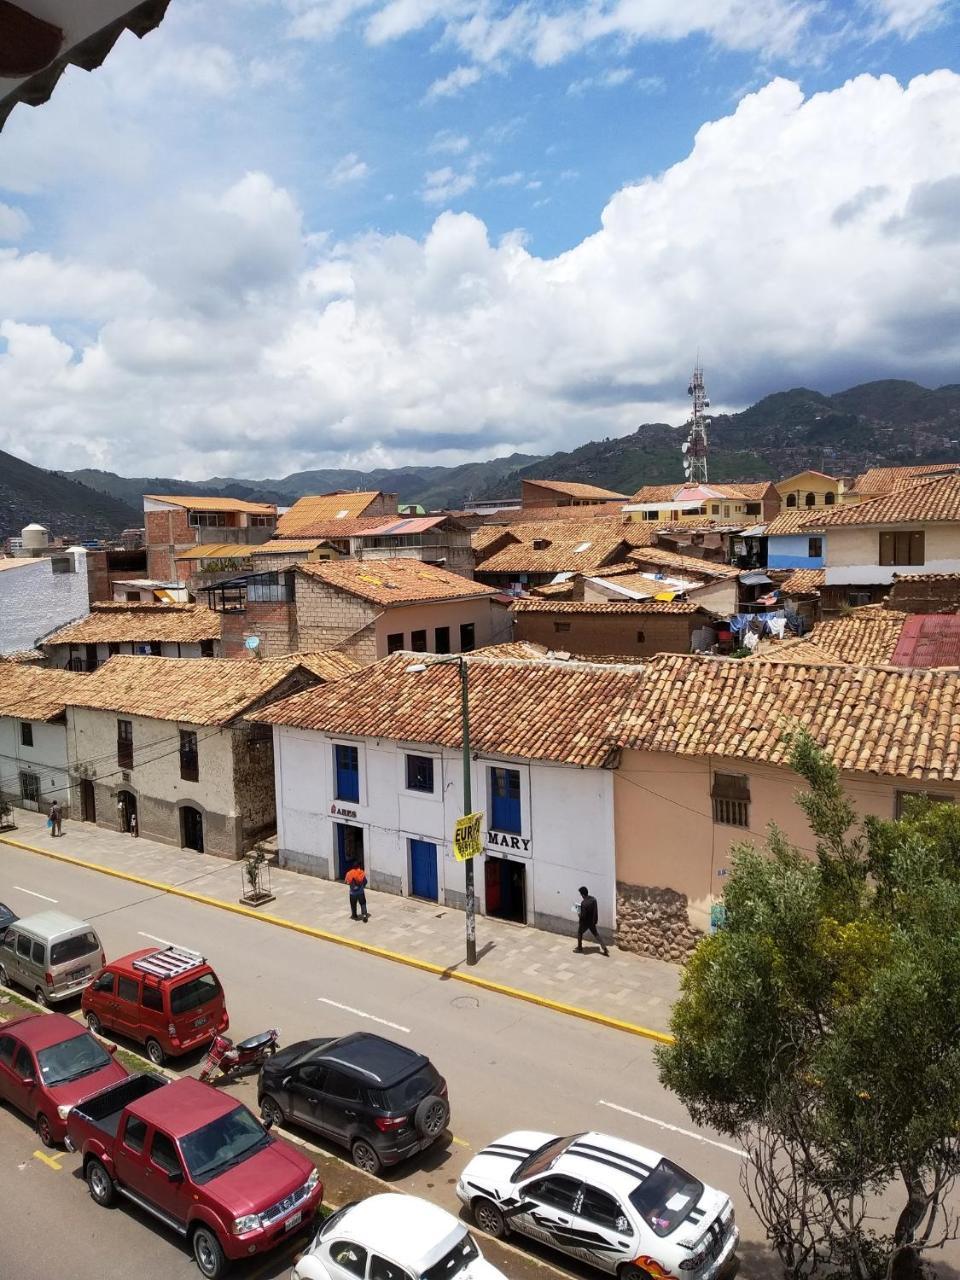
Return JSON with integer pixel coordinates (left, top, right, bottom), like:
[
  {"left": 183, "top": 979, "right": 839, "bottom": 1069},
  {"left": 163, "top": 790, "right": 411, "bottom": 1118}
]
[
  {"left": 194, "top": 1016, "right": 208, "bottom": 1028},
  {"left": 284, "top": 1211, "right": 302, "bottom": 1232},
  {"left": 67, "top": 967, "right": 89, "bottom": 982}
]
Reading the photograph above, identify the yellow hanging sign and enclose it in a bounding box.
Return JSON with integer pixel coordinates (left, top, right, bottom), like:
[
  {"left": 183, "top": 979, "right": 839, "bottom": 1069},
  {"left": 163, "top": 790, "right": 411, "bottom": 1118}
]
[{"left": 453, "top": 812, "right": 484, "bottom": 862}]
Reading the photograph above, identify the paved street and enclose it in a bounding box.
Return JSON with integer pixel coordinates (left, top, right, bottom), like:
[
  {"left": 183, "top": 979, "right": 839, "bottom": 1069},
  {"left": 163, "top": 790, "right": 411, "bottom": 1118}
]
[{"left": 2, "top": 818, "right": 959, "bottom": 1280}]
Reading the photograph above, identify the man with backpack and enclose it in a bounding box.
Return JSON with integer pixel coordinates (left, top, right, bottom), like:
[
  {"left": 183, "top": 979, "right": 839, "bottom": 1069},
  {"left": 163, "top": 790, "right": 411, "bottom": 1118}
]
[{"left": 345, "top": 862, "right": 369, "bottom": 923}]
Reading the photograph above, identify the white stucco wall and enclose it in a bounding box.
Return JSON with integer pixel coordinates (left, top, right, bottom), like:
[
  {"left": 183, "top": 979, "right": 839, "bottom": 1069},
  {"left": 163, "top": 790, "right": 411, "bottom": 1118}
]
[
  {"left": 46, "top": 640, "right": 207, "bottom": 669},
  {"left": 0, "top": 551, "right": 90, "bottom": 654},
  {"left": 0, "top": 716, "right": 70, "bottom": 815},
  {"left": 273, "top": 726, "right": 617, "bottom": 935},
  {"left": 823, "top": 524, "right": 960, "bottom": 584}
]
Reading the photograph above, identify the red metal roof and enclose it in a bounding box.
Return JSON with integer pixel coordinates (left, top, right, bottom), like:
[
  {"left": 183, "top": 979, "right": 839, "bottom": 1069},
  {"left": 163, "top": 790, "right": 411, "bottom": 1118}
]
[
  {"left": 891, "top": 614, "right": 960, "bottom": 669},
  {"left": 357, "top": 517, "right": 447, "bottom": 536}
]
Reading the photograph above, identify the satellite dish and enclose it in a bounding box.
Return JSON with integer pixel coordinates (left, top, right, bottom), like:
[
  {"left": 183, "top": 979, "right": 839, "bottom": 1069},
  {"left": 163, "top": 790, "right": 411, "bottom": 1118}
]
[
  {"left": 244, "top": 636, "right": 261, "bottom": 651},
  {"left": 681, "top": 442, "right": 690, "bottom": 453}
]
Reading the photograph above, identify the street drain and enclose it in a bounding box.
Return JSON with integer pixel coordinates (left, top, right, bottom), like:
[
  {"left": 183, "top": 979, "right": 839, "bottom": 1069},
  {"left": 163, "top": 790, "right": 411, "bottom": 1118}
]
[{"left": 451, "top": 995, "right": 479, "bottom": 1010}]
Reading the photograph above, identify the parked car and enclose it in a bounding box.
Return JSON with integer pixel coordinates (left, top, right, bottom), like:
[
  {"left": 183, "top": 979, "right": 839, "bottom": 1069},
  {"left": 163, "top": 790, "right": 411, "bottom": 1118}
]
[
  {"left": 0, "top": 910, "right": 104, "bottom": 1005},
  {"left": 0, "top": 1011, "right": 127, "bottom": 1146},
  {"left": 457, "top": 1130, "right": 739, "bottom": 1279},
  {"left": 65, "top": 1073, "right": 323, "bottom": 1279},
  {"left": 292, "top": 1194, "right": 506, "bottom": 1280},
  {"left": 0, "top": 901, "right": 17, "bottom": 931},
  {"left": 258, "top": 1032, "right": 449, "bottom": 1174},
  {"left": 82, "top": 944, "right": 228, "bottom": 1066}
]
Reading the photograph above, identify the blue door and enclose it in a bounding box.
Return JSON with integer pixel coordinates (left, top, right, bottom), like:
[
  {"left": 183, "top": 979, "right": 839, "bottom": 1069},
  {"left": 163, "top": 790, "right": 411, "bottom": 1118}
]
[
  {"left": 334, "top": 744, "right": 360, "bottom": 802},
  {"left": 490, "top": 767, "right": 521, "bottom": 834},
  {"left": 410, "top": 840, "right": 438, "bottom": 901}
]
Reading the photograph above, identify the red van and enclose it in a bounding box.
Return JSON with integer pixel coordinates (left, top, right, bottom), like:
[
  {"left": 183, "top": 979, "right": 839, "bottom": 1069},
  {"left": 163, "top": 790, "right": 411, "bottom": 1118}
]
[{"left": 82, "top": 946, "right": 228, "bottom": 1067}]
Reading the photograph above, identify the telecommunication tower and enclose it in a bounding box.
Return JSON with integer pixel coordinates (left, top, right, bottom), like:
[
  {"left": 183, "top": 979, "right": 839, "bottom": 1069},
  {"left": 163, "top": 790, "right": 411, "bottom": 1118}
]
[{"left": 681, "top": 359, "right": 710, "bottom": 485}]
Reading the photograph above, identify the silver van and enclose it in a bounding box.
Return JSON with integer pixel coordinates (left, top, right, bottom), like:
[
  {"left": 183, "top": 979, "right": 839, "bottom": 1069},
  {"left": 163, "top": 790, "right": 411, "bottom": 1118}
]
[{"left": 0, "top": 911, "right": 104, "bottom": 1005}]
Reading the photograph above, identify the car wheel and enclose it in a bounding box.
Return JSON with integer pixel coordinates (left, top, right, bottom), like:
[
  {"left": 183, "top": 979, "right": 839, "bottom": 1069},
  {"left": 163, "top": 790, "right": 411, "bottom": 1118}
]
[
  {"left": 86, "top": 1158, "right": 115, "bottom": 1207},
  {"left": 145, "top": 1038, "right": 165, "bottom": 1067},
  {"left": 0, "top": 963, "right": 8, "bottom": 987},
  {"left": 414, "top": 1093, "right": 450, "bottom": 1140},
  {"left": 351, "top": 1139, "right": 382, "bottom": 1175},
  {"left": 260, "top": 1095, "right": 285, "bottom": 1128},
  {"left": 192, "top": 1225, "right": 227, "bottom": 1280},
  {"left": 472, "top": 1197, "right": 507, "bottom": 1238},
  {"left": 36, "top": 1112, "right": 54, "bottom": 1148},
  {"left": 33, "top": 986, "right": 49, "bottom": 1008},
  {"left": 618, "top": 1265, "right": 653, "bottom": 1280},
  {"left": 85, "top": 1011, "right": 102, "bottom": 1036}
]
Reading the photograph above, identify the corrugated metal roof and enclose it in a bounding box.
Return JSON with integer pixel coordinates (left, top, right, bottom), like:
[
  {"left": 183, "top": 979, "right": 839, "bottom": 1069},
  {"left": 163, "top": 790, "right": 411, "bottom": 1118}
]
[
  {"left": 358, "top": 517, "right": 447, "bottom": 536},
  {"left": 174, "top": 544, "right": 254, "bottom": 561},
  {"left": 891, "top": 614, "right": 960, "bottom": 669}
]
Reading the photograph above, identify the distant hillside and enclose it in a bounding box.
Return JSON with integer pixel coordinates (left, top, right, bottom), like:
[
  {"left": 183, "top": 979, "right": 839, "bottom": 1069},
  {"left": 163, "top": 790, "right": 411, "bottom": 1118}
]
[
  {"left": 0, "top": 448, "right": 139, "bottom": 539},
  {"left": 47, "top": 378, "right": 960, "bottom": 515}
]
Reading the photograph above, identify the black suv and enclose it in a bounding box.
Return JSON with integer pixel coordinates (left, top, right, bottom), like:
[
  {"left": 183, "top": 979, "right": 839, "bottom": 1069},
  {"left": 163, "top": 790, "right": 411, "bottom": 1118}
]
[{"left": 257, "top": 1032, "right": 450, "bottom": 1173}]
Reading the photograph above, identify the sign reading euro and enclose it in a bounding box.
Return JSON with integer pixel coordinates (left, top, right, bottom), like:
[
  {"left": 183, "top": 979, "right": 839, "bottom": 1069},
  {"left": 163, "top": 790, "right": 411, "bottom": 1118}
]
[{"left": 453, "top": 812, "right": 483, "bottom": 862}]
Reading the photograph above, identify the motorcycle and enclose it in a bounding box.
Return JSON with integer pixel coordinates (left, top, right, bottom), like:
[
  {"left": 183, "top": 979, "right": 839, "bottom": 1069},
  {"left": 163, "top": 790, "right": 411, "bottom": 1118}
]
[{"left": 198, "top": 1028, "right": 279, "bottom": 1084}]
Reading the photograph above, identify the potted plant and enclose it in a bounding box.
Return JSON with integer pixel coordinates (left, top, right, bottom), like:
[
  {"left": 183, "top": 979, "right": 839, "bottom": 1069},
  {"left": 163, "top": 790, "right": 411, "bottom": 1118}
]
[{"left": 239, "top": 847, "right": 274, "bottom": 906}]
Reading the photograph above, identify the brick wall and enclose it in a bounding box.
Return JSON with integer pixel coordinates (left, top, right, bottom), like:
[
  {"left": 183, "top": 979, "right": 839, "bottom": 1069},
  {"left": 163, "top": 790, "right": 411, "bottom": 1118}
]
[
  {"left": 294, "top": 576, "right": 378, "bottom": 649},
  {"left": 887, "top": 577, "right": 960, "bottom": 613},
  {"left": 146, "top": 508, "right": 194, "bottom": 581},
  {"left": 220, "top": 600, "right": 298, "bottom": 658},
  {"left": 514, "top": 610, "right": 700, "bottom": 657}
]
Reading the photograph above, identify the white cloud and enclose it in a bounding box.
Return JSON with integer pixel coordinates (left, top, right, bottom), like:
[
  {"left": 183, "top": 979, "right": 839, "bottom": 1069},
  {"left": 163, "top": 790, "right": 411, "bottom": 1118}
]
[
  {"left": 429, "top": 130, "right": 471, "bottom": 154},
  {"left": 330, "top": 153, "right": 371, "bottom": 185},
  {"left": 423, "top": 63, "right": 483, "bottom": 100},
  {"left": 2, "top": 73, "right": 960, "bottom": 478},
  {"left": 568, "top": 67, "right": 664, "bottom": 95},
  {"left": 0, "top": 203, "right": 30, "bottom": 241},
  {"left": 421, "top": 165, "right": 477, "bottom": 203},
  {"left": 866, "top": 0, "right": 950, "bottom": 37},
  {"left": 488, "top": 171, "right": 525, "bottom": 187}
]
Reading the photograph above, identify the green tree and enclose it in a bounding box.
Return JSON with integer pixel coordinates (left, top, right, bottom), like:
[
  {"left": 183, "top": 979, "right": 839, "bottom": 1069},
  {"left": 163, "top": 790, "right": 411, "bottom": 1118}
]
[{"left": 657, "top": 733, "right": 960, "bottom": 1279}]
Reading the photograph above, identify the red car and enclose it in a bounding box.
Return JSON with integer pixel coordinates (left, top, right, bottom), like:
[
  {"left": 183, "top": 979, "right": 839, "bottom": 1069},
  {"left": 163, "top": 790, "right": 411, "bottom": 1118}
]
[
  {"left": 0, "top": 1012, "right": 127, "bottom": 1146},
  {"left": 67, "top": 1074, "right": 323, "bottom": 1279}
]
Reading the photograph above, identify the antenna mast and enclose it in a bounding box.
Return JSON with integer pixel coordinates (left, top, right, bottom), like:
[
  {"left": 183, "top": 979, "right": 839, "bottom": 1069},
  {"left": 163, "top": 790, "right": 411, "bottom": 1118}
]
[{"left": 681, "top": 358, "right": 710, "bottom": 485}]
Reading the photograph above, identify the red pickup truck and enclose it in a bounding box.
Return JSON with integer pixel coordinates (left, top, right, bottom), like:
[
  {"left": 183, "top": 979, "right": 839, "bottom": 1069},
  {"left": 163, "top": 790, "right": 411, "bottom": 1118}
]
[{"left": 65, "top": 1073, "right": 323, "bottom": 1279}]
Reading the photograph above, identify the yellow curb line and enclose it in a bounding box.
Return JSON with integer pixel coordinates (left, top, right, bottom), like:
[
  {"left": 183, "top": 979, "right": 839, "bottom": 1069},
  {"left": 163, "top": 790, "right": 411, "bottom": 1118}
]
[
  {"left": 33, "top": 1149, "right": 63, "bottom": 1170},
  {"left": 0, "top": 833, "right": 674, "bottom": 1046}
]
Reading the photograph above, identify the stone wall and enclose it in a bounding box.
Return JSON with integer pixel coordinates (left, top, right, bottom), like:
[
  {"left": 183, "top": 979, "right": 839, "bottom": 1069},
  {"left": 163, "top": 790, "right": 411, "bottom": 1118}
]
[
  {"left": 615, "top": 881, "right": 703, "bottom": 961},
  {"left": 887, "top": 576, "right": 960, "bottom": 613},
  {"left": 294, "top": 575, "right": 378, "bottom": 650}
]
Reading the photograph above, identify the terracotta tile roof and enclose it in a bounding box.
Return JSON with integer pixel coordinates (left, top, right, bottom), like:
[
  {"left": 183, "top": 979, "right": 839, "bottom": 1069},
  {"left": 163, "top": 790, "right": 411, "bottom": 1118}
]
[
  {"left": 145, "top": 495, "right": 276, "bottom": 514},
  {"left": 174, "top": 544, "right": 255, "bottom": 561},
  {"left": 631, "top": 482, "right": 772, "bottom": 503},
  {"left": 794, "top": 607, "right": 909, "bottom": 665},
  {"left": 473, "top": 641, "right": 550, "bottom": 660},
  {"left": 803, "top": 474, "right": 960, "bottom": 528},
  {"left": 492, "top": 502, "right": 628, "bottom": 525},
  {"left": 616, "top": 653, "right": 960, "bottom": 781},
  {"left": 0, "top": 666, "right": 89, "bottom": 722},
  {"left": 776, "top": 568, "right": 825, "bottom": 593},
  {"left": 625, "top": 547, "right": 741, "bottom": 580},
  {"left": 262, "top": 650, "right": 361, "bottom": 681},
  {"left": 523, "top": 479, "right": 630, "bottom": 500},
  {"left": 764, "top": 507, "right": 827, "bottom": 536},
  {"left": 476, "top": 523, "right": 630, "bottom": 576},
  {"left": 70, "top": 655, "right": 311, "bottom": 725},
  {"left": 849, "top": 464, "right": 960, "bottom": 496},
  {"left": 511, "top": 597, "right": 709, "bottom": 615},
  {"left": 472, "top": 526, "right": 519, "bottom": 555},
  {"left": 250, "top": 652, "right": 640, "bottom": 767},
  {"left": 295, "top": 558, "right": 496, "bottom": 606},
  {"left": 530, "top": 580, "right": 578, "bottom": 598},
  {"left": 252, "top": 539, "right": 330, "bottom": 555},
  {"left": 892, "top": 572, "right": 960, "bottom": 583},
  {"left": 750, "top": 639, "right": 835, "bottom": 665},
  {"left": 43, "top": 604, "right": 221, "bottom": 646},
  {"left": 276, "top": 494, "right": 391, "bottom": 536}
]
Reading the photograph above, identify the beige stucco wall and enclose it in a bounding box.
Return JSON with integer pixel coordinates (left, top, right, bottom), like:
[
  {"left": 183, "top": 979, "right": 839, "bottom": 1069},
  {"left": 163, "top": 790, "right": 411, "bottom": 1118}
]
[
  {"left": 687, "top": 579, "right": 736, "bottom": 614},
  {"left": 823, "top": 523, "right": 960, "bottom": 568},
  {"left": 66, "top": 706, "right": 241, "bottom": 855},
  {"left": 372, "top": 598, "right": 509, "bottom": 658},
  {"left": 776, "top": 473, "right": 841, "bottom": 506},
  {"left": 614, "top": 749, "right": 960, "bottom": 935}
]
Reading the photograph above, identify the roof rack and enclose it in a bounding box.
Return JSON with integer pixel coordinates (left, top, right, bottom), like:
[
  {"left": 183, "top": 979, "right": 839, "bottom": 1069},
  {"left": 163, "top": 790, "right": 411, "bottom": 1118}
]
[{"left": 132, "top": 946, "right": 205, "bottom": 979}]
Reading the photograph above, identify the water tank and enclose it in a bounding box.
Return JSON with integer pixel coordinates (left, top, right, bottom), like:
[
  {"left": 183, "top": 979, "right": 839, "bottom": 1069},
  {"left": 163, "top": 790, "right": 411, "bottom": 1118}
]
[{"left": 21, "top": 523, "right": 49, "bottom": 551}]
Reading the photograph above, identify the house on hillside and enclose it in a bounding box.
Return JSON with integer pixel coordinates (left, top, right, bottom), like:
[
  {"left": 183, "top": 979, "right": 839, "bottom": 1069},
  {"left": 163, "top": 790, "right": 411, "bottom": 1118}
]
[
  {"left": 473, "top": 519, "right": 633, "bottom": 590},
  {"left": 774, "top": 470, "right": 845, "bottom": 510},
  {"left": 252, "top": 653, "right": 639, "bottom": 936},
  {"left": 0, "top": 548, "right": 91, "bottom": 656},
  {"left": 64, "top": 655, "right": 329, "bottom": 856},
  {"left": 42, "top": 603, "right": 221, "bottom": 670},
  {"left": 520, "top": 479, "right": 629, "bottom": 510},
  {"left": 0, "top": 666, "right": 88, "bottom": 818},
  {"left": 144, "top": 495, "right": 278, "bottom": 581}
]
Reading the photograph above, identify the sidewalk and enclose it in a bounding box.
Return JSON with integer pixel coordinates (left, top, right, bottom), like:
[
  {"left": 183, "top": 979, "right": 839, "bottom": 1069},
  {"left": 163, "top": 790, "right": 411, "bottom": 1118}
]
[{"left": 1, "top": 809, "right": 681, "bottom": 1036}]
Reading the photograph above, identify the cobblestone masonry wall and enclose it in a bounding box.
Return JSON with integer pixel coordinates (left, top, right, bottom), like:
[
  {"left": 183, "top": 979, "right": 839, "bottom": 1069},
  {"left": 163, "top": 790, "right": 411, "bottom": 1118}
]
[{"left": 615, "top": 881, "right": 703, "bottom": 960}]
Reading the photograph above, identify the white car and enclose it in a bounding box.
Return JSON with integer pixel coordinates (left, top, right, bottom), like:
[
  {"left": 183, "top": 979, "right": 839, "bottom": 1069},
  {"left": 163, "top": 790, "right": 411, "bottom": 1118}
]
[
  {"left": 291, "top": 1193, "right": 507, "bottom": 1280},
  {"left": 457, "top": 1130, "right": 739, "bottom": 1279}
]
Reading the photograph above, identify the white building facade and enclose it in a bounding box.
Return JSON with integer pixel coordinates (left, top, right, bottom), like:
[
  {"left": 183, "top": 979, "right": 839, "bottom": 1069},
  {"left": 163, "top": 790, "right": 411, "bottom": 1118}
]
[
  {"left": 0, "top": 549, "right": 90, "bottom": 655},
  {"left": 273, "top": 726, "right": 617, "bottom": 937},
  {"left": 0, "top": 714, "right": 70, "bottom": 816}
]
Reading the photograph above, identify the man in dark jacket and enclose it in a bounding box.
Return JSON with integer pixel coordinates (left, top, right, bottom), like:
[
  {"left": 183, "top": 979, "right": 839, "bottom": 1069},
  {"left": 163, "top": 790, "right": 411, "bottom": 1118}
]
[
  {"left": 345, "top": 862, "right": 369, "bottom": 922},
  {"left": 575, "top": 885, "right": 608, "bottom": 955}
]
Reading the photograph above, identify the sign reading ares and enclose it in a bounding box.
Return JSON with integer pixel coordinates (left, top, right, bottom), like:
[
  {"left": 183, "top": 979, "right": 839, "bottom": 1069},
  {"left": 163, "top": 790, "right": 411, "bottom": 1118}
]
[{"left": 487, "top": 832, "right": 531, "bottom": 853}]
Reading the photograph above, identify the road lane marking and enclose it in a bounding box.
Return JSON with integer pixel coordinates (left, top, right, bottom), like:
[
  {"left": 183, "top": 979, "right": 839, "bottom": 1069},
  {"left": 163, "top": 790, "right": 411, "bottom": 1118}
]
[
  {"left": 14, "top": 886, "right": 57, "bottom": 903},
  {"left": 138, "top": 931, "right": 174, "bottom": 946},
  {"left": 33, "top": 1150, "right": 63, "bottom": 1169},
  {"left": 318, "top": 997, "right": 410, "bottom": 1034},
  {"left": 597, "top": 1100, "right": 748, "bottom": 1159},
  {"left": 0, "top": 832, "right": 674, "bottom": 1045}
]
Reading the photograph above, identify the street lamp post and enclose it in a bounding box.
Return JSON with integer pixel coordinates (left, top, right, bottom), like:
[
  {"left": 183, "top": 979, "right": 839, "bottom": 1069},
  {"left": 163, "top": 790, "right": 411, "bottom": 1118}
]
[{"left": 407, "top": 655, "right": 477, "bottom": 967}]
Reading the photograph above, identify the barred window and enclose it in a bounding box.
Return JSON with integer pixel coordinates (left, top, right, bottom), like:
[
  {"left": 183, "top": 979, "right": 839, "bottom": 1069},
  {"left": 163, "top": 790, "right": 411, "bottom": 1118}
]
[{"left": 712, "top": 772, "right": 750, "bottom": 828}]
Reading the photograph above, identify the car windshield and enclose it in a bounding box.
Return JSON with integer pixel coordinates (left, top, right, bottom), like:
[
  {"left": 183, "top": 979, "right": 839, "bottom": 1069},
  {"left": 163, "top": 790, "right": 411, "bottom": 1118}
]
[
  {"left": 169, "top": 972, "right": 221, "bottom": 1016},
  {"left": 421, "top": 1230, "right": 480, "bottom": 1280},
  {"left": 379, "top": 1064, "right": 440, "bottom": 1111},
  {"left": 50, "top": 932, "right": 99, "bottom": 966},
  {"left": 180, "top": 1105, "right": 270, "bottom": 1183},
  {"left": 36, "top": 1034, "right": 111, "bottom": 1086},
  {"left": 512, "top": 1134, "right": 583, "bottom": 1182},
  {"left": 629, "top": 1159, "right": 704, "bottom": 1237}
]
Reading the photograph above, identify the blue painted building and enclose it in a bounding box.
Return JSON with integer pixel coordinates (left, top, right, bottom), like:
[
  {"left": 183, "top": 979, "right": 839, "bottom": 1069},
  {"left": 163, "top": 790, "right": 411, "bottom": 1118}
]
[{"left": 767, "top": 531, "right": 826, "bottom": 571}]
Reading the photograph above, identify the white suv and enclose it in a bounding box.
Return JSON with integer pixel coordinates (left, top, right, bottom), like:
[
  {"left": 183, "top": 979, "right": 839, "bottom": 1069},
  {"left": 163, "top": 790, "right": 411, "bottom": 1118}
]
[{"left": 457, "top": 1130, "right": 738, "bottom": 1279}]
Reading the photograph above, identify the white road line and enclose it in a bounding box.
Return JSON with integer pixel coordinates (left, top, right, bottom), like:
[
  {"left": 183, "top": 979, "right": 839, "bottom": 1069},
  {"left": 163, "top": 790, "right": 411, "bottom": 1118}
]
[
  {"left": 597, "top": 1100, "right": 748, "bottom": 1159},
  {"left": 13, "top": 886, "right": 57, "bottom": 903},
  {"left": 138, "top": 931, "right": 174, "bottom": 946},
  {"left": 318, "top": 997, "right": 410, "bottom": 1034}
]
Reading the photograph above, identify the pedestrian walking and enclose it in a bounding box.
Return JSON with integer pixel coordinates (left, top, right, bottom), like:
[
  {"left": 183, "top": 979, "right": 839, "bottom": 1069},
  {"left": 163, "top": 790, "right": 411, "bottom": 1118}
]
[
  {"left": 50, "top": 801, "right": 62, "bottom": 837},
  {"left": 345, "top": 862, "right": 369, "bottom": 922},
  {"left": 575, "top": 885, "right": 608, "bottom": 956},
  {"left": 130, "top": 810, "right": 138, "bottom": 838}
]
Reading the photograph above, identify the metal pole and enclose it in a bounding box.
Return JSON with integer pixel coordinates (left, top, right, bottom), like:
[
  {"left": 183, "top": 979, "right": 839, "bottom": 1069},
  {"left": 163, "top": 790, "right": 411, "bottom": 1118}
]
[{"left": 460, "top": 657, "right": 477, "bottom": 967}]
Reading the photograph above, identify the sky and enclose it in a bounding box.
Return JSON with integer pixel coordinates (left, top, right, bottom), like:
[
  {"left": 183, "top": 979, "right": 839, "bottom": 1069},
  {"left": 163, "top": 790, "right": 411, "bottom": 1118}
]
[{"left": 0, "top": 0, "right": 958, "bottom": 480}]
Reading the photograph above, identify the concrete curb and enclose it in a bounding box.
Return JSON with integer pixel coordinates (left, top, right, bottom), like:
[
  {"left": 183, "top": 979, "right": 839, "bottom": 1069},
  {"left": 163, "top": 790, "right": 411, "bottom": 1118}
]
[{"left": 0, "top": 832, "right": 675, "bottom": 1046}]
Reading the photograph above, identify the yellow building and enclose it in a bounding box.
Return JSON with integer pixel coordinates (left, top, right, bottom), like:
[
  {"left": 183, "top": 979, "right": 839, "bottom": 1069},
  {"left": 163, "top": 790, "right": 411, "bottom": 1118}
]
[{"left": 775, "top": 470, "right": 845, "bottom": 510}]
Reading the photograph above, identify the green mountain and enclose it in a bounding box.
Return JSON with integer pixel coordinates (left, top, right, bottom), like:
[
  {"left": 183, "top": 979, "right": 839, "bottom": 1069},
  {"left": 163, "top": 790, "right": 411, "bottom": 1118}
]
[
  {"left": 0, "top": 448, "right": 139, "bottom": 539},
  {"left": 46, "top": 378, "right": 960, "bottom": 517}
]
